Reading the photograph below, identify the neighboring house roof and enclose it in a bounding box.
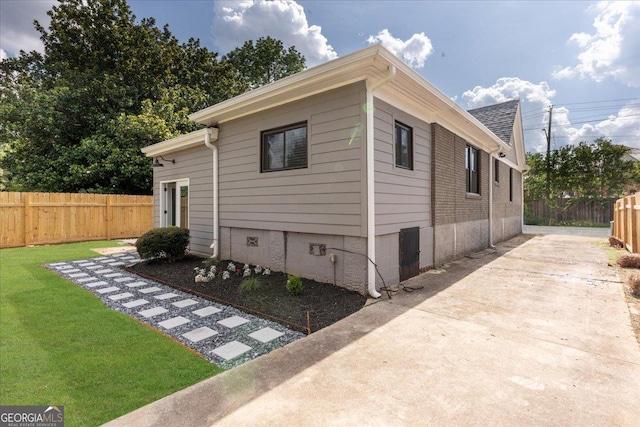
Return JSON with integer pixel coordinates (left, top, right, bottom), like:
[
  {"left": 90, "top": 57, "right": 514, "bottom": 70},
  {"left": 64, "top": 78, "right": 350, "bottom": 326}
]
[{"left": 467, "top": 99, "right": 520, "bottom": 146}]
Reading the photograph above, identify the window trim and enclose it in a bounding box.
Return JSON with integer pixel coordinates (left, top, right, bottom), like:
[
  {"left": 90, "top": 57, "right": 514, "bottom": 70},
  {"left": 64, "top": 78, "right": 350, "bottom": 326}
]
[
  {"left": 394, "top": 121, "right": 413, "bottom": 170},
  {"left": 466, "top": 144, "right": 480, "bottom": 195},
  {"left": 260, "top": 121, "right": 308, "bottom": 172}
]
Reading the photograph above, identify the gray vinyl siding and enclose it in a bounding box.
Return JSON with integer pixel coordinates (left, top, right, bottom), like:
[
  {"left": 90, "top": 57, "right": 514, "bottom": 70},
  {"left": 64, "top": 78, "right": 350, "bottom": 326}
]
[
  {"left": 216, "top": 82, "right": 368, "bottom": 237},
  {"left": 373, "top": 99, "right": 432, "bottom": 236},
  {"left": 152, "top": 145, "right": 214, "bottom": 255}
]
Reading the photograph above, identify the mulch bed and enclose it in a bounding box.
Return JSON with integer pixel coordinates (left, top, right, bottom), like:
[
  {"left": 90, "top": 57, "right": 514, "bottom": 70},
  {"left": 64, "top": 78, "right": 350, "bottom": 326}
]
[{"left": 125, "top": 256, "right": 367, "bottom": 333}]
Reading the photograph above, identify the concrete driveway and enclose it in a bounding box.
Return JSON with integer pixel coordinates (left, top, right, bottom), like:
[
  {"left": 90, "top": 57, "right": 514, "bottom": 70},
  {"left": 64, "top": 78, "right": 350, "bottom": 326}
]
[{"left": 105, "top": 234, "right": 640, "bottom": 426}]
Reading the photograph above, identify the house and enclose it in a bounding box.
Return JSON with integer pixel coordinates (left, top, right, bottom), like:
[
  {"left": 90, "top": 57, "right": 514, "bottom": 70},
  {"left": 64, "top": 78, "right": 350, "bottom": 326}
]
[{"left": 141, "top": 44, "right": 526, "bottom": 298}]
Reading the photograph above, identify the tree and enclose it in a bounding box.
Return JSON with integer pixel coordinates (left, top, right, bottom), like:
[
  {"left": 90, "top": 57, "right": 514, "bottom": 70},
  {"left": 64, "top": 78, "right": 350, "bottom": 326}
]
[
  {"left": 224, "top": 36, "right": 306, "bottom": 89},
  {"left": 525, "top": 138, "right": 639, "bottom": 220},
  {"left": 0, "top": 0, "right": 243, "bottom": 194}
]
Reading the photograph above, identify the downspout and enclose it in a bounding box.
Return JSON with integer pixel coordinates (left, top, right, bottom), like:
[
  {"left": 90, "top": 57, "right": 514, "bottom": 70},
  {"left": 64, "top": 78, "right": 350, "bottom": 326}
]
[
  {"left": 204, "top": 128, "right": 219, "bottom": 258},
  {"left": 366, "top": 65, "right": 396, "bottom": 298},
  {"left": 488, "top": 149, "right": 500, "bottom": 250}
]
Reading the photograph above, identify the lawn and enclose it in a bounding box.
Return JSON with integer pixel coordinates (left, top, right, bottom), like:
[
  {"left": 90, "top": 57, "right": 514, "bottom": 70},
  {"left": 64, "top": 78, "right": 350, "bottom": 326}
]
[{"left": 0, "top": 241, "right": 222, "bottom": 426}]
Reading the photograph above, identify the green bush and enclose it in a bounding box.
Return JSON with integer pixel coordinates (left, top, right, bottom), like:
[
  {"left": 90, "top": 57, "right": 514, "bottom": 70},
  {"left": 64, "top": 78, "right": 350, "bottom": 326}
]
[
  {"left": 239, "top": 277, "right": 262, "bottom": 293},
  {"left": 286, "top": 274, "right": 303, "bottom": 296},
  {"left": 136, "top": 227, "right": 190, "bottom": 262}
]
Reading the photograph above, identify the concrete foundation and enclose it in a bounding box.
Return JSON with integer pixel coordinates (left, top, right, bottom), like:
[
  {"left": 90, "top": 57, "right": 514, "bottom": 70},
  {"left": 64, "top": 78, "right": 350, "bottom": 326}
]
[{"left": 219, "top": 227, "right": 367, "bottom": 294}]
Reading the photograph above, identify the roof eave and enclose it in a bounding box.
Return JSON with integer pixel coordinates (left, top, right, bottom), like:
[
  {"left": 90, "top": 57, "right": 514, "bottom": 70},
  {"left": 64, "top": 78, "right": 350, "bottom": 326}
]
[{"left": 141, "top": 128, "right": 217, "bottom": 157}]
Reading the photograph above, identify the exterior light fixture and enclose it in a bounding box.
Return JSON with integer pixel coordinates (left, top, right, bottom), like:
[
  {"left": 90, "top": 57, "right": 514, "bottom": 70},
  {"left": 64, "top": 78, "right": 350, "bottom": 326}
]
[{"left": 152, "top": 156, "right": 175, "bottom": 167}]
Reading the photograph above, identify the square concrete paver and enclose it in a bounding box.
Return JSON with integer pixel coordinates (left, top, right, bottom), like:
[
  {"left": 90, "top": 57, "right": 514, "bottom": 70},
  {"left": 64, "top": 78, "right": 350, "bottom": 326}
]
[
  {"left": 109, "top": 292, "right": 134, "bottom": 301},
  {"left": 50, "top": 262, "right": 68, "bottom": 267},
  {"left": 86, "top": 281, "right": 108, "bottom": 288},
  {"left": 138, "top": 286, "right": 162, "bottom": 294},
  {"left": 86, "top": 265, "right": 102, "bottom": 270},
  {"left": 172, "top": 299, "right": 198, "bottom": 308},
  {"left": 107, "top": 262, "right": 125, "bottom": 266},
  {"left": 218, "top": 316, "right": 250, "bottom": 329},
  {"left": 249, "top": 327, "right": 284, "bottom": 343},
  {"left": 139, "top": 307, "right": 168, "bottom": 318},
  {"left": 182, "top": 327, "right": 218, "bottom": 343},
  {"left": 192, "top": 306, "right": 222, "bottom": 317},
  {"left": 60, "top": 268, "right": 80, "bottom": 273},
  {"left": 122, "top": 299, "right": 149, "bottom": 308},
  {"left": 77, "top": 277, "right": 98, "bottom": 283},
  {"left": 154, "top": 293, "right": 180, "bottom": 300},
  {"left": 126, "top": 281, "right": 147, "bottom": 288},
  {"left": 78, "top": 262, "right": 96, "bottom": 267},
  {"left": 95, "top": 269, "right": 113, "bottom": 274},
  {"left": 69, "top": 272, "right": 89, "bottom": 278},
  {"left": 159, "top": 316, "right": 190, "bottom": 329},
  {"left": 114, "top": 277, "right": 134, "bottom": 283},
  {"left": 211, "top": 341, "right": 252, "bottom": 360},
  {"left": 104, "top": 273, "right": 123, "bottom": 278},
  {"left": 96, "top": 286, "right": 120, "bottom": 294}
]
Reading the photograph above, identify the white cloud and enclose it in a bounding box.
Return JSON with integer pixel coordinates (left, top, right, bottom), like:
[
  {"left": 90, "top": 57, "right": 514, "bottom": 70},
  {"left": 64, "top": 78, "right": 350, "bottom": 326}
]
[
  {"left": 462, "top": 77, "right": 556, "bottom": 108},
  {"left": 553, "top": 101, "right": 640, "bottom": 148},
  {"left": 212, "top": 0, "right": 337, "bottom": 67},
  {"left": 0, "top": 49, "right": 7, "bottom": 62},
  {"left": 366, "top": 29, "right": 433, "bottom": 69},
  {"left": 0, "top": 0, "right": 54, "bottom": 56},
  {"left": 552, "top": 1, "right": 640, "bottom": 87}
]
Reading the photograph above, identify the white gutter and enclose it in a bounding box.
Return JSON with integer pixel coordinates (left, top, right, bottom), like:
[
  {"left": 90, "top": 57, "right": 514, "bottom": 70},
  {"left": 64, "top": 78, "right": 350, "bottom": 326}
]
[
  {"left": 366, "top": 65, "right": 396, "bottom": 298},
  {"left": 203, "top": 128, "right": 219, "bottom": 259}
]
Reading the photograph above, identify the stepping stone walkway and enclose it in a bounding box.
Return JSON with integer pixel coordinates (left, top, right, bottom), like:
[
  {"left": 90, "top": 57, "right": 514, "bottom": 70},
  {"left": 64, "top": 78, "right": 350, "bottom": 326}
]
[{"left": 46, "top": 252, "right": 304, "bottom": 369}]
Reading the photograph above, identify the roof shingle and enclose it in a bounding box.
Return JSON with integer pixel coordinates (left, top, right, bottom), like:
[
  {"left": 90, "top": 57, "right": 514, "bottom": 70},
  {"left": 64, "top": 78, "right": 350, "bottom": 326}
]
[{"left": 467, "top": 99, "right": 519, "bottom": 145}]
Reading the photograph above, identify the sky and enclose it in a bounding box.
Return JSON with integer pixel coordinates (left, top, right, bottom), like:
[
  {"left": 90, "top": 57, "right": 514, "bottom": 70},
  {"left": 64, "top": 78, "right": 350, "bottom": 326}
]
[{"left": 1, "top": 0, "right": 639, "bottom": 153}]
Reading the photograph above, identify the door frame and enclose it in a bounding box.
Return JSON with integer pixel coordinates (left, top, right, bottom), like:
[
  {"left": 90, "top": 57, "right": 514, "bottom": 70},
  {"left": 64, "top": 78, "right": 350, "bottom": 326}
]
[{"left": 159, "top": 178, "right": 189, "bottom": 228}]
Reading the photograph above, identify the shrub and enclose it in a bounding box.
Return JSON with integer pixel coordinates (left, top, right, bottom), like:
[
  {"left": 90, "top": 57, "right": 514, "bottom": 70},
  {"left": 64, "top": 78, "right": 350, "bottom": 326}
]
[
  {"left": 286, "top": 274, "right": 303, "bottom": 296},
  {"left": 239, "top": 277, "right": 261, "bottom": 293},
  {"left": 628, "top": 273, "right": 640, "bottom": 298},
  {"left": 609, "top": 236, "right": 624, "bottom": 249},
  {"left": 136, "top": 227, "right": 190, "bottom": 262},
  {"left": 617, "top": 253, "right": 640, "bottom": 269}
]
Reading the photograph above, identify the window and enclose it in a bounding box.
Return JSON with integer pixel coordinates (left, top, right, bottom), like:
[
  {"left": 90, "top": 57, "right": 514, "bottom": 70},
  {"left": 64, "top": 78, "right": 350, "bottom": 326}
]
[
  {"left": 466, "top": 145, "right": 479, "bottom": 194},
  {"left": 494, "top": 158, "right": 500, "bottom": 183},
  {"left": 261, "top": 122, "right": 307, "bottom": 172},
  {"left": 395, "top": 121, "right": 413, "bottom": 169},
  {"left": 509, "top": 168, "right": 513, "bottom": 202}
]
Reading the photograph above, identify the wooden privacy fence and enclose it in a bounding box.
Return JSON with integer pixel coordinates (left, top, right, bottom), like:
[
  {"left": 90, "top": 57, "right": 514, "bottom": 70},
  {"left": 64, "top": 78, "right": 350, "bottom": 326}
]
[
  {"left": 613, "top": 194, "right": 640, "bottom": 253},
  {"left": 0, "top": 192, "right": 153, "bottom": 249},
  {"left": 527, "top": 198, "right": 615, "bottom": 224}
]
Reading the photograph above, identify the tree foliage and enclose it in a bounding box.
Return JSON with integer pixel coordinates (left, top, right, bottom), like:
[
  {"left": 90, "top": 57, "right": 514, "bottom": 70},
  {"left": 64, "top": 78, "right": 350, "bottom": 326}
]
[
  {"left": 0, "top": 0, "right": 305, "bottom": 194},
  {"left": 525, "top": 138, "right": 640, "bottom": 204},
  {"left": 224, "top": 37, "right": 306, "bottom": 89}
]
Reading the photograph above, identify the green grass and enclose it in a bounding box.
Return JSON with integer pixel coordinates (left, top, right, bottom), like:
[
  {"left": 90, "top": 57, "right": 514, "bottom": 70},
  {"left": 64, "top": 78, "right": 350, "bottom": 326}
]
[{"left": 0, "top": 241, "right": 222, "bottom": 426}]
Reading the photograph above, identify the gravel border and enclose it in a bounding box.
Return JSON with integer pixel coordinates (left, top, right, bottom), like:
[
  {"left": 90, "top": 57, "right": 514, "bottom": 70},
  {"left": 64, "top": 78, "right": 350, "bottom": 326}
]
[{"left": 46, "top": 253, "right": 305, "bottom": 370}]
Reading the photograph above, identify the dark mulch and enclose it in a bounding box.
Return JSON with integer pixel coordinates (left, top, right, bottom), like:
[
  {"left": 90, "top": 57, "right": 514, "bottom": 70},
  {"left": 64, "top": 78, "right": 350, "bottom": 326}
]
[{"left": 125, "top": 256, "right": 367, "bottom": 333}]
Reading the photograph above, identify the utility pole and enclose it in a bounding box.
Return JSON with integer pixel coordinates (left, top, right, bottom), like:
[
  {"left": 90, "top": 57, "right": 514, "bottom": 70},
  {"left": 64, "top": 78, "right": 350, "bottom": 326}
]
[{"left": 543, "top": 104, "right": 553, "bottom": 199}]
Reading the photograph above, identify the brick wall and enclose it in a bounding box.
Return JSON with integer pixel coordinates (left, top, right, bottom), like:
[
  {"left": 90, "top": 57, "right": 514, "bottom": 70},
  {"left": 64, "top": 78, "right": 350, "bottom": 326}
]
[{"left": 431, "top": 123, "right": 489, "bottom": 226}]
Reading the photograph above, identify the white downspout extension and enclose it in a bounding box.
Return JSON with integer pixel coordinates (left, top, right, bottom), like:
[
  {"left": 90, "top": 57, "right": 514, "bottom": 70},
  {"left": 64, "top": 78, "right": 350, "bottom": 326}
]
[
  {"left": 366, "top": 65, "right": 396, "bottom": 298},
  {"left": 204, "top": 128, "right": 219, "bottom": 259}
]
